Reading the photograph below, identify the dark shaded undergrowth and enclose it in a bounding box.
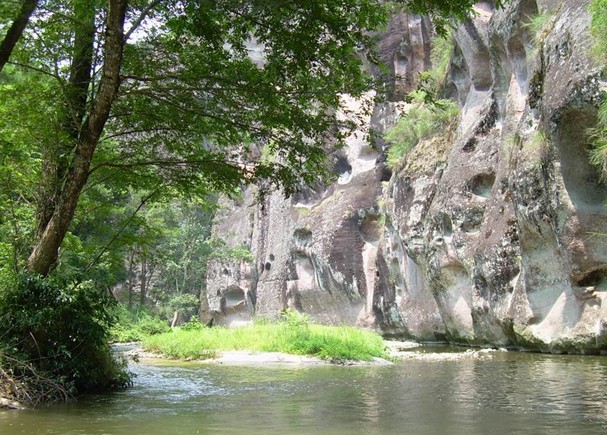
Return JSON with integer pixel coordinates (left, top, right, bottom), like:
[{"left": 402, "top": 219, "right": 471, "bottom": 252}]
[{"left": 0, "top": 274, "right": 131, "bottom": 406}]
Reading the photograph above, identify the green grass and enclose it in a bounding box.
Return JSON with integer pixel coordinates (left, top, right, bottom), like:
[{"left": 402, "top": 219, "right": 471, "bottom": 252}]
[
  {"left": 385, "top": 91, "right": 459, "bottom": 168},
  {"left": 141, "top": 310, "right": 388, "bottom": 362},
  {"left": 428, "top": 34, "right": 454, "bottom": 89},
  {"left": 591, "top": 0, "right": 607, "bottom": 62},
  {"left": 589, "top": 0, "right": 607, "bottom": 177},
  {"left": 523, "top": 10, "right": 553, "bottom": 44},
  {"left": 589, "top": 103, "right": 607, "bottom": 177}
]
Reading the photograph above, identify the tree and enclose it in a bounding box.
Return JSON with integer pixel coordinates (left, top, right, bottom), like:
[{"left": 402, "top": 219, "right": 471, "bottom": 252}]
[
  {"left": 402, "top": 1, "right": 507, "bottom": 36},
  {"left": 0, "top": 0, "right": 501, "bottom": 279}
]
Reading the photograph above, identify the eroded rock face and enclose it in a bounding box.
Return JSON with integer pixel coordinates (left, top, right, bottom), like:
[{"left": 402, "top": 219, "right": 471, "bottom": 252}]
[{"left": 205, "top": 1, "right": 607, "bottom": 353}]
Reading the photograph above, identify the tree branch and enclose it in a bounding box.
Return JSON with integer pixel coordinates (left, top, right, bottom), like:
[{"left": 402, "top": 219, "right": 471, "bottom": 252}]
[
  {"left": 7, "top": 60, "right": 61, "bottom": 80},
  {"left": 0, "top": 0, "right": 39, "bottom": 73},
  {"left": 89, "top": 157, "right": 242, "bottom": 174},
  {"left": 84, "top": 189, "right": 159, "bottom": 273},
  {"left": 124, "top": 0, "right": 161, "bottom": 41}
]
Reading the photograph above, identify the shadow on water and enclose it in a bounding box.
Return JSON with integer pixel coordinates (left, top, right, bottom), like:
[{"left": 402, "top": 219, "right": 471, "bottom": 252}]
[{"left": 1, "top": 349, "right": 607, "bottom": 434}]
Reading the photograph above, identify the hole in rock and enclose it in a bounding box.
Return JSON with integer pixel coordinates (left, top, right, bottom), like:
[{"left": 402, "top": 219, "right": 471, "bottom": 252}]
[
  {"left": 223, "top": 286, "right": 246, "bottom": 308},
  {"left": 520, "top": 0, "right": 539, "bottom": 24},
  {"left": 438, "top": 213, "right": 453, "bottom": 237},
  {"left": 292, "top": 182, "right": 326, "bottom": 206},
  {"left": 577, "top": 269, "right": 607, "bottom": 289},
  {"left": 269, "top": 254, "right": 275, "bottom": 261},
  {"left": 335, "top": 156, "right": 352, "bottom": 176},
  {"left": 469, "top": 173, "right": 495, "bottom": 198},
  {"left": 293, "top": 228, "right": 313, "bottom": 251},
  {"left": 360, "top": 215, "right": 381, "bottom": 244},
  {"left": 380, "top": 165, "right": 393, "bottom": 182},
  {"left": 265, "top": 262, "right": 272, "bottom": 271},
  {"left": 475, "top": 2, "right": 495, "bottom": 13},
  {"left": 462, "top": 137, "right": 477, "bottom": 152},
  {"left": 507, "top": 31, "right": 528, "bottom": 94}
]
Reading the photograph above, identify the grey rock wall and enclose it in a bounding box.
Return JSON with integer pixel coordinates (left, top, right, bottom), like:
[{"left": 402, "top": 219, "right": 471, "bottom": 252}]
[{"left": 204, "top": 0, "right": 607, "bottom": 353}]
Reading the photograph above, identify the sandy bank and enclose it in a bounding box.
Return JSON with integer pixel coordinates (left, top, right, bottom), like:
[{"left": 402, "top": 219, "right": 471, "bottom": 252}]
[{"left": 122, "top": 347, "right": 393, "bottom": 366}]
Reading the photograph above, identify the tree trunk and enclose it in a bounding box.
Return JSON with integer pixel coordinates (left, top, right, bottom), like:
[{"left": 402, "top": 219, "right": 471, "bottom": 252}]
[
  {"left": 27, "top": 0, "right": 127, "bottom": 276},
  {"left": 139, "top": 257, "right": 147, "bottom": 306},
  {"left": 0, "top": 0, "right": 38, "bottom": 73},
  {"left": 36, "top": 0, "right": 96, "bottom": 239},
  {"left": 170, "top": 311, "right": 179, "bottom": 328},
  {"left": 127, "top": 249, "right": 135, "bottom": 308}
]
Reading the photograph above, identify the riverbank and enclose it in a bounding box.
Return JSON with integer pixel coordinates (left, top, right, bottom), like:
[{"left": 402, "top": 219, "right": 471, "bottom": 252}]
[
  {"left": 120, "top": 340, "right": 505, "bottom": 366},
  {"left": 0, "top": 397, "right": 26, "bottom": 410},
  {"left": 122, "top": 345, "right": 394, "bottom": 366}
]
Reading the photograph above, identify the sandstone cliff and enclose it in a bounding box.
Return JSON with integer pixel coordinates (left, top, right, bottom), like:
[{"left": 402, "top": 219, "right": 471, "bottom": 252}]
[{"left": 204, "top": 0, "right": 607, "bottom": 353}]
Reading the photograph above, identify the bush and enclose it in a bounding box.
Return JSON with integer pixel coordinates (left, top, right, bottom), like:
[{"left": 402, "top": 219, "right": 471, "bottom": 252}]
[
  {"left": 0, "top": 273, "right": 132, "bottom": 398},
  {"left": 180, "top": 317, "right": 204, "bottom": 331},
  {"left": 167, "top": 293, "right": 200, "bottom": 319},
  {"left": 385, "top": 91, "right": 459, "bottom": 167},
  {"left": 110, "top": 305, "right": 170, "bottom": 342}
]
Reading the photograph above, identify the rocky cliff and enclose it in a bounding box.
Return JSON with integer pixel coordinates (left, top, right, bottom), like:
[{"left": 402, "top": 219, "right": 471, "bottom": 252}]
[{"left": 204, "top": 0, "right": 607, "bottom": 353}]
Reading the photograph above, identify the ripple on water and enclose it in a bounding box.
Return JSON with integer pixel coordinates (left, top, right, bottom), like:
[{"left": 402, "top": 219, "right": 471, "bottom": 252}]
[{"left": 2, "top": 351, "right": 607, "bottom": 434}]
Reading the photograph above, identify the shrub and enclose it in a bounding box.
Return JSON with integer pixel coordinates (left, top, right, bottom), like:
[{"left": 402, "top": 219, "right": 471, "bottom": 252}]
[
  {"left": 180, "top": 317, "right": 204, "bottom": 331},
  {"left": 167, "top": 293, "right": 200, "bottom": 319},
  {"left": 425, "top": 34, "right": 454, "bottom": 92},
  {"left": 110, "top": 305, "right": 170, "bottom": 342},
  {"left": 0, "top": 273, "right": 132, "bottom": 398},
  {"left": 589, "top": 104, "right": 607, "bottom": 177}
]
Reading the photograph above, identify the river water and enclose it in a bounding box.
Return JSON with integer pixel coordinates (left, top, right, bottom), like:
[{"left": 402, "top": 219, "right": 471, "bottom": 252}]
[{"left": 1, "top": 347, "right": 607, "bottom": 434}]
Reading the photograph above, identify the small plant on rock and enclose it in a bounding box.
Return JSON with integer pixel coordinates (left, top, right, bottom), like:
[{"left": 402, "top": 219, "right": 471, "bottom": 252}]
[{"left": 385, "top": 91, "right": 459, "bottom": 168}]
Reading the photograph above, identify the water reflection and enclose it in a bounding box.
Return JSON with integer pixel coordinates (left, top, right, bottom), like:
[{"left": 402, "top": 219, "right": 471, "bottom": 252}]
[{"left": 1, "top": 350, "right": 607, "bottom": 434}]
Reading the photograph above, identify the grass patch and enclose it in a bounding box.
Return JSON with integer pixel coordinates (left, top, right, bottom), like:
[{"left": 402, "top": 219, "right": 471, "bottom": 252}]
[
  {"left": 426, "top": 34, "right": 454, "bottom": 92},
  {"left": 523, "top": 10, "right": 553, "bottom": 44},
  {"left": 142, "top": 310, "right": 387, "bottom": 362},
  {"left": 589, "top": 102, "right": 607, "bottom": 177},
  {"left": 591, "top": 0, "right": 607, "bottom": 63},
  {"left": 385, "top": 91, "right": 459, "bottom": 168},
  {"left": 588, "top": 0, "right": 607, "bottom": 176}
]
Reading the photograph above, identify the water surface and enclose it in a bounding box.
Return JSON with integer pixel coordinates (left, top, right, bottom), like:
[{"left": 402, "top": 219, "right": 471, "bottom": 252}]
[{"left": 1, "top": 348, "right": 606, "bottom": 434}]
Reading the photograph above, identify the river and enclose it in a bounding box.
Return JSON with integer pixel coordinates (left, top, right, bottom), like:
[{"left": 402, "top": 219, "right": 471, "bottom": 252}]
[{"left": 1, "top": 347, "right": 606, "bottom": 434}]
